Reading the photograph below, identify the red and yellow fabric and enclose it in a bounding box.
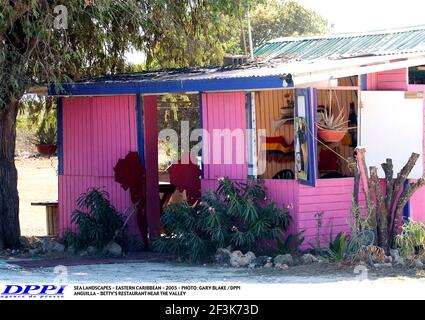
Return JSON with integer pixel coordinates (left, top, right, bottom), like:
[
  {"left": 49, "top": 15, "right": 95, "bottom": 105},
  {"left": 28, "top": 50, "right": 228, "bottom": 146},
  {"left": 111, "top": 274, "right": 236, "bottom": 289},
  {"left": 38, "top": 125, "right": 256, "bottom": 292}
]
[{"left": 265, "top": 136, "right": 294, "bottom": 154}]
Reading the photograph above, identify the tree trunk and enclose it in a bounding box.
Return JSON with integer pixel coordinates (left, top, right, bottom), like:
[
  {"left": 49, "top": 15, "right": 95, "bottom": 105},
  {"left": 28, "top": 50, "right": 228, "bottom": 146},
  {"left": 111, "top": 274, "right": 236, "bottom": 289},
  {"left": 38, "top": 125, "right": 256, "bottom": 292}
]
[
  {"left": 0, "top": 98, "right": 21, "bottom": 249},
  {"left": 391, "top": 176, "right": 425, "bottom": 248},
  {"left": 370, "top": 167, "right": 388, "bottom": 252}
]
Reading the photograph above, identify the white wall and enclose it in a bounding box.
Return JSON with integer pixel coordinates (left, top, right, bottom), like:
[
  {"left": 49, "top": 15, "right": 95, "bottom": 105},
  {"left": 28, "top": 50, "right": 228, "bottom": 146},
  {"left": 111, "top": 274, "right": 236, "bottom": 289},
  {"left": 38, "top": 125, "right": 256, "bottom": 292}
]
[{"left": 360, "top": 91, "right": 424, "bottom": 179}]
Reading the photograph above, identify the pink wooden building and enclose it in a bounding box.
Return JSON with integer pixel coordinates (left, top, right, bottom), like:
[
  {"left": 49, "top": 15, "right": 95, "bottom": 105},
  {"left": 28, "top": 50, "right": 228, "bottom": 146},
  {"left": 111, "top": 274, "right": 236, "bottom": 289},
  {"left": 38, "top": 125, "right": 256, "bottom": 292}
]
[{"left": 51, "top": 27, "right": 425, "bottom": 247}]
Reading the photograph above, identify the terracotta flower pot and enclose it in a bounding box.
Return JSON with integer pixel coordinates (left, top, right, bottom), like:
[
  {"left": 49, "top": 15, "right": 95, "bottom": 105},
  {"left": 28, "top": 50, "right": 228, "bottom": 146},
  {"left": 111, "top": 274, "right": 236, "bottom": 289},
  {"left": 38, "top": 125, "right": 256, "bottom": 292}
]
[
  {"left": 36, "top": 144, "right": 57, "bottom": 155},
  {"left": 318, "top": 129, "right": 346, "bottom": 143}
]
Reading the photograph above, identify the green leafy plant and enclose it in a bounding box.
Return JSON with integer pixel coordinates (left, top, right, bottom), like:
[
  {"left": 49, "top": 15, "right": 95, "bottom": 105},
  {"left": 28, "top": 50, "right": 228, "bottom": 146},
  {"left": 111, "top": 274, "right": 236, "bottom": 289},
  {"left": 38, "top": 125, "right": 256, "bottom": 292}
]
[
  {"left": 66, "top": 188, "right": 124, "bottom": 253},
  {"left": 317, "top": 106, "right": 349, "bottom": 131},
  {"left": 33, "top": 118, "right": 57, "bottom": 145},
  {"left": 277, "top": 232, "right": 305, "bottom": 255},
  {"left": 397, "top": 221, "right": 425, "bottom": 257},
  {"left": 153, "top": 178, "right": 292, "bottom": 262},
  {"left": 327, "top": 232, "right": 349, "bottom": 261},
  {"left": 309, "top": 211, "right": 325, "bottom": 254}
]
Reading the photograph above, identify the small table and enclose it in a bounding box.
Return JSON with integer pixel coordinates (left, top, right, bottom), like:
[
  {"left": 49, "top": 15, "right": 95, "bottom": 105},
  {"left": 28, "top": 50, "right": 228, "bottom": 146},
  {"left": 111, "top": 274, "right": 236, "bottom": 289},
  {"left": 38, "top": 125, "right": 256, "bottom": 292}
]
[
  {"left": 31, "top": 201, "right": 59, "bottom": 236},
  {"left": 159, "top": 182, "right": 176, "bottom": 210}
]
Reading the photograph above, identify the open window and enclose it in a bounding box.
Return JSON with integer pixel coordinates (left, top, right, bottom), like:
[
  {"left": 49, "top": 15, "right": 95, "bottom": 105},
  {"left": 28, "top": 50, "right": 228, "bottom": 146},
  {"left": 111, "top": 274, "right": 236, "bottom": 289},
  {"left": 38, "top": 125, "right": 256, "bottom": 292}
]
[
  {"left": 359, "top": 91, "right": 424, "bottom": 178},
  {"left": 254, "top": 89, "right": 296, "bottom": 180},
  {"left": 253, "top": 89, "right": 316, "bottom": 186},
  {"left": 316, "top": 89, "right": 359, "bottom": 179},
  {"left": 409, "top": 66, "right": 425, "bottom": 85}
]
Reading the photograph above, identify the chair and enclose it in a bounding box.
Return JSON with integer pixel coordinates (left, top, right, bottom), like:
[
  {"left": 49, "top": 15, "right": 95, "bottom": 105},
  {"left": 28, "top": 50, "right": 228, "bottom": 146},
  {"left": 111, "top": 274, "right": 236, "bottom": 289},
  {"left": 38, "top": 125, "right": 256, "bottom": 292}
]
[
  {"left": 318, "top": 148, "right": 339, "bottom": 178},
  {"left": 167, "top": 154, "right": 201, "bottom": 206},
  {"left": 273, "top": 169, "right": 295, "bottom": 180}
]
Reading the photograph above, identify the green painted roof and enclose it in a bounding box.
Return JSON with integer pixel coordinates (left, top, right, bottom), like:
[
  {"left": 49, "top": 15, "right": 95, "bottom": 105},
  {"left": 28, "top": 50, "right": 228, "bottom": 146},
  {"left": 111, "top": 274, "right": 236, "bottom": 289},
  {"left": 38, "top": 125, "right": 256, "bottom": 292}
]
[{"left": 254, "top": 26, "right": 425, "bottom": 61}]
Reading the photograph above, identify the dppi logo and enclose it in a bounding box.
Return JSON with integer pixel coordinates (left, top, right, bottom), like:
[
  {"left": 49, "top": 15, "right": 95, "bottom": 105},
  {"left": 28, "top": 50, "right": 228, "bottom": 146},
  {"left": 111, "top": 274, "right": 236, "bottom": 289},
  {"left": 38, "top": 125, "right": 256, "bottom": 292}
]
[{"left": 1, "top": 285, "right": 67, "bottom": 299}]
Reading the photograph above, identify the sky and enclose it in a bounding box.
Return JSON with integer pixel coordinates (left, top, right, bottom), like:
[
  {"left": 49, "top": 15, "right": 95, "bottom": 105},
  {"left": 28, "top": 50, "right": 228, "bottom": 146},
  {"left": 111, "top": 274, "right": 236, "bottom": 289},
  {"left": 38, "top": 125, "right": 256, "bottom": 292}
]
[
  {"left": 127, "top": 0, "right": 425, "bottom": 64},
  {"left": 298, "top": 0, "right": 425, "bottom": 33}
]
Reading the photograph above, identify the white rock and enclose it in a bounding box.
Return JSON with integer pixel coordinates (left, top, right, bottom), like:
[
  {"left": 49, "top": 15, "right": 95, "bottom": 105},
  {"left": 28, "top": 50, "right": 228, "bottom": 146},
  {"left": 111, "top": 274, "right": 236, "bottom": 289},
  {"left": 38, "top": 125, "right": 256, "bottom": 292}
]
[
  {"left": 274, "top": 254, "right": 294, "bottom": 266},
  {"left": 42, "top": 238, "right": 65, "bottom": 253},
  {"left": 414, "top": 259, "right": 424, "bottom": 269},
  {"left": 301, "top": 254, "right": 320, "bottom": 264},
  {"left": 230, "top": 251, "right": 256, "bottom": 268},
  {"left": 275, "top": 263, "right": 289, "bottom": 270},
  {"left": 215, "top": 248, "right": 232, "bottom": 264},
  {"left": 394, "top": 257, "right": 405, "bottom": 267},
  {"left": 105, "top": 242, "right": 122, "bottom": 257},
  {"left": 390, "top": 249, "right": 400, "bottom": 260}
]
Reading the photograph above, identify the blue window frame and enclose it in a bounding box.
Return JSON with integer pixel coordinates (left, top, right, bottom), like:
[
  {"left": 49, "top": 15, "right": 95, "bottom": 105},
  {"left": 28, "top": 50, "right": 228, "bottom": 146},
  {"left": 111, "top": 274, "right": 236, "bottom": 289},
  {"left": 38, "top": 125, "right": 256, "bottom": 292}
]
[{"left": 295, "top": 88, "right": 316, "bottom": 187}]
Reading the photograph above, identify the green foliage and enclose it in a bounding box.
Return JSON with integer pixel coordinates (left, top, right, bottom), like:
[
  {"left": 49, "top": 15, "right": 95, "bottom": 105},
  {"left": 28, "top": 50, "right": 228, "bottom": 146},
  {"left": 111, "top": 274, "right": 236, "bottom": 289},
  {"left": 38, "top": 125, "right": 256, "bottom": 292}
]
[
  {"left": 1, "top": 1, "right": 144, "bottom": 107},
  {"left": 33, "top": 118, "right": 57, "bottom": 145},
  {"left": 310, "top": 211, "right": 325, "bottom": 252},
  {"left": 67, "top": 188, "right": 124, "bottom": 252},
  {"left": 157, "top": 94, "right": 201, "bottom": 168},
  {"left": 250, "top": 0, "right": 329, "bottom": 47},
  {"left": 397, "top": 221, "right": 425, "bottom": 257},
  {"left": 141, "top": 0, "right": 260, "bottom": 68},
  {"left": 346, "top": 230, "right": 375, "bottom": 257},
  {"left": 277, "top": 232, "right": 305, "bottom": 255},
  {"left": 327, "top": 232, "right": 349, "bottom": 261},
  {"left": 153, "top": 178, "right": 292, "bottom": 262},
  {"left": 18, "top": 96, "right": 56, "bottom": 131}
]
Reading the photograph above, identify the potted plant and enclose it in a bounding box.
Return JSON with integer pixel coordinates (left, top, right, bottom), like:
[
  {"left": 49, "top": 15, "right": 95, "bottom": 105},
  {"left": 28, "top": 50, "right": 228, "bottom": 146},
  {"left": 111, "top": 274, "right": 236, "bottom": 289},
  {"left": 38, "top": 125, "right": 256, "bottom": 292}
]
[
  {"left": 33, "top": 119, "right": 57, "bottom": 155},
  {"left": 317, "top": 105, "right": 349, "bottom": 143}
]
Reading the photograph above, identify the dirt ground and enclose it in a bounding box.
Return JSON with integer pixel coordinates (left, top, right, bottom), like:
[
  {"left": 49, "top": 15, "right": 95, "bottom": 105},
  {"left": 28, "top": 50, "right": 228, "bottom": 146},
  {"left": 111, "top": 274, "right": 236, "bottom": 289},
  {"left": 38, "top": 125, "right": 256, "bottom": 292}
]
[{"left": 16, "top": 157, "right": 58, "bottom": 236}]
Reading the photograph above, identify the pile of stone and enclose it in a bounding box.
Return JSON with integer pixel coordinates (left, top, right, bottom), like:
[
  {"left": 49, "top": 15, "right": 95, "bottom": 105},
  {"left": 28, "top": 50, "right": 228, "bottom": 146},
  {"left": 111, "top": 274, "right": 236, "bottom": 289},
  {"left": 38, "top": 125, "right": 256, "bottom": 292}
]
[
  {"left": 356, "top": 248, "right": 424, "bottom": 270},
  {"left": 215, "top": 248, "right": 325, "bottom": 270}
]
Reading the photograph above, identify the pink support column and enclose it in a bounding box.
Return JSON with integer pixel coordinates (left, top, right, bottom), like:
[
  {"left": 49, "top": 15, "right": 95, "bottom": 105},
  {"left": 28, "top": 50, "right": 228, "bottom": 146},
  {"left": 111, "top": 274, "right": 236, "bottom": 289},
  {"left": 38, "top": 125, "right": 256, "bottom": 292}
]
[{"left": 143, "top": 95, "right": 160, "bottom": 238}]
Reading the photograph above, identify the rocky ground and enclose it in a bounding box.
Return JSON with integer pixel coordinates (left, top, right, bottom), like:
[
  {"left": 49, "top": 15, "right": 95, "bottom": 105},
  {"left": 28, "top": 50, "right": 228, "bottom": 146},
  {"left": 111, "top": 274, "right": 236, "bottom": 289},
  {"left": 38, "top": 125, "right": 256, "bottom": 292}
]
[{"left": 1, "top": 237, "right": 424, "bottom": 283}]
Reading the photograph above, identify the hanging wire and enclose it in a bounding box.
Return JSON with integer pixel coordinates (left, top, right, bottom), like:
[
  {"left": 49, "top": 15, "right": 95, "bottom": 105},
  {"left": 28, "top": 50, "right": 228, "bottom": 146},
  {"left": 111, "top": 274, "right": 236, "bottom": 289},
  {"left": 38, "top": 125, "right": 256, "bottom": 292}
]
[{"left": 305, "top": 118, "right": 354, "bottom": 166}]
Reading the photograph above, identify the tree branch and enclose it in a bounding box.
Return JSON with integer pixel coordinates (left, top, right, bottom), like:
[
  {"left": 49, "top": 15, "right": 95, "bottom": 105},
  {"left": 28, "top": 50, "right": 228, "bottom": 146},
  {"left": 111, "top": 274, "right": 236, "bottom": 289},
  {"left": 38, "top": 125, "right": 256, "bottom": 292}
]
[{"left": 392, "top": 175, "right": 425, "bottom": 248}]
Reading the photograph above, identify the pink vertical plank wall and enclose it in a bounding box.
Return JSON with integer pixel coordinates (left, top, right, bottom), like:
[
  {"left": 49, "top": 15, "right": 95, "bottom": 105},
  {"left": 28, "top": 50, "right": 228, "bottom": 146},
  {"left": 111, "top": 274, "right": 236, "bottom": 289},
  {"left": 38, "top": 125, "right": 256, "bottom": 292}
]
[
  {"left": 143, "top": 96, "right": 161, "bottom": 237},
  {"left": 201, "top": 92, "right": 248, "bottom": 180},
  {"left": 297, "top": 179, "right": 366, "bottom": 249},
  {"left": 59, "top": 96, "right": 140, "bottom": 235}
]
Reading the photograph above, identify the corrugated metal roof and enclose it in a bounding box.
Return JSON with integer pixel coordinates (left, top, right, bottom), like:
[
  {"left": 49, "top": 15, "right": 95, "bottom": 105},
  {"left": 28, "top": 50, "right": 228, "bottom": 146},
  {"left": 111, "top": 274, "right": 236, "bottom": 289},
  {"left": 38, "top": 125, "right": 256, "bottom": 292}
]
[
  {"left": 68, "top": 26, "right": 425, "bottom": 88},
  {"left": 254, "top": 26, "right": 425, "bottom": 61}
]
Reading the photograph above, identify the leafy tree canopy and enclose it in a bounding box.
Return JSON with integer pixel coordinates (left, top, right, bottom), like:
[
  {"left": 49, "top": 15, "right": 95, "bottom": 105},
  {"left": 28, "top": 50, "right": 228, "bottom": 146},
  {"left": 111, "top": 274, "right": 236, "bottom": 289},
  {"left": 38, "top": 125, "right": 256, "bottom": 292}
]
[
  {"left": 137, "top": 0, "right": 329, "bottom": 69},
  {"left": 250, "top": 0, "right": 329, "bottom": 48},
  {"left": 0, "top": 0, "right": 260, "bottom": 106}
]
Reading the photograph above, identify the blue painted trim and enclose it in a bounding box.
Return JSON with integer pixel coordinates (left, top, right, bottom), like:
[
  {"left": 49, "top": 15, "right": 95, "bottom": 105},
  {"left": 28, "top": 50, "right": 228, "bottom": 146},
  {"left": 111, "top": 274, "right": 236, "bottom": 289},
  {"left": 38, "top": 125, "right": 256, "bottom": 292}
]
[
  {"left": 313, "top": 88, "right": 318, "bottom": 179},
  {"left": 296, "top": 88, "right": 316, "bottom": 187},
  {"left": 136, "top": 95, "right": 145, "bottom": 166},
  {"left": 48, "top": 76, "right": 293, "bottom": 96},
  {"left": 57, "top": 97, "right": 64, "bottom": 175},
  {"left": 199, "top": 92, "right": 204, "bottom": 179},
  {"left": 246, "top": 92, "right": 254, "bottom": 178},
  {"left": 403, "top": 180, "right": 411, "bottom": 222},
  {"left": 361, "top": 74, "right": 368, "bottom": 91}
]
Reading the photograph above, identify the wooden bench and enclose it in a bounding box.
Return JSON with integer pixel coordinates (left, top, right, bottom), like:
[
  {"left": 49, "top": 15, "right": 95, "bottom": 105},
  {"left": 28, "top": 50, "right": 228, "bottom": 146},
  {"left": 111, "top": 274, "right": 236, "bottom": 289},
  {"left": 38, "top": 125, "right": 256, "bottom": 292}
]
[{"left": 31, "top": 201, "right": 59, "bottom": 236}]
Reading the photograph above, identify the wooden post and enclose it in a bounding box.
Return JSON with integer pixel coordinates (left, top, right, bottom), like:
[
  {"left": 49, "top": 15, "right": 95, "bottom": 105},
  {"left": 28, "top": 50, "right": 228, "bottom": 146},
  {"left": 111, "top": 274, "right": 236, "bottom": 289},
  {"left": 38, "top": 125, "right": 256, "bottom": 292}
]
[{"left": 143, "top": 96, "right": 161, "bottom": 239}]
